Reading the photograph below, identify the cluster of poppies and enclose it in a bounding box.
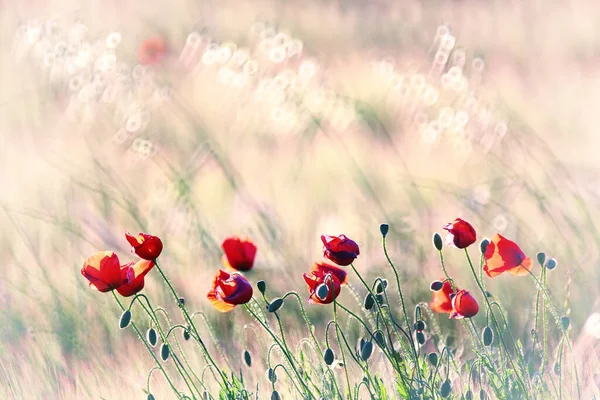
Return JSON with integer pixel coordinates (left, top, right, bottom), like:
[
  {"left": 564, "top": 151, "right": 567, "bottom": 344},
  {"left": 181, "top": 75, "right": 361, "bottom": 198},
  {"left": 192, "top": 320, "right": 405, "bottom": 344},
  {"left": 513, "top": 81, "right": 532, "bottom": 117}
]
[
  {"left": 430, "top": 218, "right": 533, "bottom": 319},
  {"left": 81, "top": 232, "right": 163, "bottom": 296}
]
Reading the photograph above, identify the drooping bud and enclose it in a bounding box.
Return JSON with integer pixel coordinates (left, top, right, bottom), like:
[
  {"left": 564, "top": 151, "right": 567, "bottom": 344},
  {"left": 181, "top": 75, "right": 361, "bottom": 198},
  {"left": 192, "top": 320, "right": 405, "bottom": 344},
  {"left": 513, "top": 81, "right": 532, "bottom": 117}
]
[
  {"left": 119, "top": 310, "right": 132, "bottom": 329},
  {"left": 323, "top": 348, "right": 334, "bottom": 365},
  {"left": 416, "top": 331, "right": 425, "bottom": 345},
  {"left": 243, "top": 350, "right": 252, "bottom": 367},
  {"left": 363, "top": 293, "right": 375, "bottom": 310},
  {"left": 536, "top": 252, "right": 546, "bottom": 266},
  {"left": 268, "top": 367, "right": 277, "bottom": 383},
  {"left": 271, "top": 391, "right": 280, "bottom": 400},
  {"left": 183, "top": 329, "right": 191, "bottom": 341},
  {"left": 373, "top": 331, "right": 386, "bottom": 349},
  {"left": 480, "top": 238, "right": 490, "bottom": 254},
  {"left": 147, "top": 328, "right": 158, "bottom": 347},
  {"left": 554, "top": 362, "right": 561, "bottom": 375},
  {"left": 379, "top": 223, "right": 389, "bottom": 237},
  {"left": 440, "top": 379, "right": 451, "bottom": 398},
  {"left": 360, "top": 341, "right": 373, "bottom": 361},
  {"left": 414, "top": 320, "right": 426, "bottom": 332},
  {"left": 545, "top": 258, "right": 557, "bottom": 270},
  {"left": 483, "top": 326, "right": 493, "bottom": 346},
  {"left": 433, "top": 233, "right": 443, "bottom": 251},
  {"left": 160, "top": 343, "right": 170, "bottom": 361},
  {"left": 257, "top": 280, "right": 266, "bottom": 295},
  {"left": 267, "top": 298, "right": 284, "bottom": 313},
  {"left": 147, "top": 394, "right": 155, "bottom": 400},
  {"left": 560, "top": 316, "right": 570, "bottom": 331},
  {"left": 178, "top": 297, "right": 185, "bottom": 307},
  {"left": 375, "top": 279, "right": 388, "bottom": 294},
  {"left": 428, "top": 352, "right": 438, "bottom": 366},
  {"left": 430, "top": 280, "right": 444, "bottom": 291}
]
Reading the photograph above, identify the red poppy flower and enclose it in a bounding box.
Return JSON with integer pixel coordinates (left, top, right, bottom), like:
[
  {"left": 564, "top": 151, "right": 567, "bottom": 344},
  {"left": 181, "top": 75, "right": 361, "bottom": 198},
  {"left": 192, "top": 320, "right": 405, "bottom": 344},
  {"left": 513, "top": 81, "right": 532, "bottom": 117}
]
[
  {"left": 81, "top": 251, "right": 127, "bottom": 292},
  {"left": 321, "top": 234, "right": 360, "bottom": 266},
  {"left": 303, "top": 262, "right": 348, "bottom": 304},
  {"left": 450, "top": 290, "right": 479, "bottom": 319},
  {"left": 116, "top": 260, "right": 155, "bottom": 297},
  {"left": 138, "top": 37, "right": 168, "bottom": 66},
  {"left": 221, "top": 236, "right": 257, "bottom": 271},
  {"left": 443, "top": 218, "right": 477, "bottom": 249},
  {"left": 207, "top": 270, "right": 253, "bottom": 312},
  {"left": 483, "top": 234, "right": 532, "bottom": 278},
  {"left": 125, "top": 232, "right": 163, "bottom": 260},
  {"left": 430, "top": 280, "right": 455, "bottom": 314}
]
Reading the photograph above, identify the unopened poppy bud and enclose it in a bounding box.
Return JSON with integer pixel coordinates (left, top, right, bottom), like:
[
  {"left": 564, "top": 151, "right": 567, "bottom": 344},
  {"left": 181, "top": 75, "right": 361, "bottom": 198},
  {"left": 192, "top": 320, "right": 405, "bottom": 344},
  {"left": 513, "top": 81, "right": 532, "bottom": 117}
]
[
  {"left": 178, "top": 297, "right": 185, "bottom": 307},
  {"left": 268, "top": 367, "right": 277, "bottom": 383},
  {"left": 267, "top": 298, "right": 284, "bottom": 313},
  {"left": 271, "top": 391, "right": 280, "bottom": 400},
  {"left": 554, "top": 362, "right": 561, "bottom": 375},
  {"left": 147, "top": 394, "right": 155, "bottom": 400},
  {"left": 257, "top": 280, "right": 266, "bottom": 294},
  {"left": 323, "top": 348, "right": 334, "bottom": 365},
  {"left": 433, "top": 233, "right": 443, "bottom": 251},
  {"left": 379, "top": 223, "right": 389, "bottom": 237},
  {"left": 316, "top": 284, "right": 330, "bottom": 301},
  {"left": 363, "top": 293, "right": 375, "bottom": 310},
  {"left": 560, "top": 316, "right": 570, "bottom": 331},
  {"left": 480, "top": 238, "right": 490, "bottom": 254},
  {"left": 483, "top": 326, "right": 493, "bottom": 346},
  {"left": 360, "top": 341, "right": 373, "bottom": 361},
  {"left": 440, "top": 379, "right": 451, "bottom": 398},
  {"left": 428, "top": 352, "right": 438, "bottom": 366},
  {"left": 465, "top": 390, "right": 473, "bottom": 400},
  {"left": 536, "top": 252, "right": 546, "bottom": 266},
  {"left": 147, "top": 328, "right": 158, "bottom": 346},
  {"left": 416, "top": 331, "right": 425, "bottom": 345},
  {"left": 374, "top": 331, "right": 386, "bottom": 348},
  {"left": 243, "top": 350, "right": 252, "bottom": 367},
  {"left": 545, "top": 258, "right": 557, "bottom": 270},
  {"left": 160, "top": 343, "right": 170, "bottom": 361},
  {"left": 375, "top": 294, "right": 384, "bottom": 305},
  {"left": 375, "top": 279, "right": 388, "bottom": 294},
  {"left": 183, "top": 329, "right": 191, "bottom": 341},
  {"left": 430, "top": 280, "right": 444, "bottom": 291},
  {"left": 479, "top": 389, "right": 488, "bottom": 399},
  {"left": 119, "top": 310, "right": 132, "bottom": 329},
  {"left": 414, "top": 320, "right": 426, "bottom": 332}
]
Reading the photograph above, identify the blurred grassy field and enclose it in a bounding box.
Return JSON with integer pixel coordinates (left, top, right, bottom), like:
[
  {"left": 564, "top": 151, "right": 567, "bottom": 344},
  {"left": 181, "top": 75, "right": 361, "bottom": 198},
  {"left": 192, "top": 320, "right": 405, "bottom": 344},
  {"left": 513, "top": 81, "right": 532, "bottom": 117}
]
[{"left": 2, "top": 0, "right": 600, "bottom": 398}]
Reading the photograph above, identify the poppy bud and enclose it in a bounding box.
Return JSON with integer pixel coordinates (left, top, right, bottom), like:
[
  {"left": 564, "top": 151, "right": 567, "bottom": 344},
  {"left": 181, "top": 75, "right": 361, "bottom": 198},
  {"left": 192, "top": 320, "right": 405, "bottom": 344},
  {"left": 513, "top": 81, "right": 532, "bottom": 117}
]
[
  {"left": 183, "top": 329, "right": 191, "bottom": 341},
  {"left": 268, "top": 367, "right": 277, "bottom": 383},
  {"left": 416, "top": 331, "right": 425, "bottom": 345},
  {"left": 147, "top": 328, "right": 158, "bottom": 347},
  {"left": 554, "top": 362, "right": 560, "bottom": 375},
  {"left": 483, "top": 326, "right": 493, "bottom": 346},
  {"left": 271, "top": 391, "right": 280, "bottom": 400},
  {"left": 257, "top": 280, "right": 267, "bottom": 294},
  {"left": 323, "top": 348, "right": 334, "bottom": 365},
  {"left": 480, "top": 389, "right": 488, "bottom": 400},
  {"left": 374, "top": 331, "right": 386, "bottom": 349},
  {"left": 178, "top": 297, "right": 185, "bottom": 307},
  {"left": 560, "top": 316, "right": 570, "bottom": 331},
  {"left": 440, "top": 379, "right": 451, "bottom": 398},
  {"left": 267, "top": 298, "right": 284, "bottom": 313},
  {"left": 375, "top": 279, "right": 388, "bottom": 294},
  {"left": 360, "top": 341, "right": 373, "bottom": 361},
  {"left": 375, "top": 294, "right": 384, "bottom": 305},
  {"left": 160, "top": 343, "right": 170, "bottom": 361},
  {"left": 379, "top": 223, "right": 389, "bottom": 237},
  {"left": 363, "top": 293, "right": 375, "bottom": 310},
  {"left": 316, "top": 284, "right": 330, "bottom": 301},
  {"left": 545, "top": 258, "right": 557, "bottom": 270},
  {"left": 428, "top": 352, "right": 438, "bottom": 366},
  {"left": 536, "top": 252, "right": 546, "bottom": 266},
  {"left": 430, "top": 280, "right": 444, "bottom": 291},
  {"left": 465, "top": 390, "right": 473, "bottom": 400},
  {"left": 433, "top": 233, "right": 443, "bottom": 251},
  {"left": 243, "top": 350, "right": 252, "bottom": 367},
  {"left": 147, "top": 394, "right": 155, "bottom": 400},
  {"left": 480, "top": 238, "right": 490, "bottom": 254},
  {"left": 414, "top": 320, "right": 426, "bottom": 332},
  {"left": 119, "top": 310, "right": 132, "bottom": 329}
]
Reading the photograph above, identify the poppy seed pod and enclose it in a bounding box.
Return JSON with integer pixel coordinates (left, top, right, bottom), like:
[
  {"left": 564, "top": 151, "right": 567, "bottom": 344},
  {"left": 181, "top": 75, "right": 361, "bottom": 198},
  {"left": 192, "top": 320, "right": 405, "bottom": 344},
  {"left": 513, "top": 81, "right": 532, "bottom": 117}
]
[
  {"left": 257, "top": 280, "right": 267, "bottom": 294},
  {"left": 379, "top": 223, "right": 389, "bottom": 237},
  {"left": 536, "top": 252, "right": 546, "bottom": 266}
]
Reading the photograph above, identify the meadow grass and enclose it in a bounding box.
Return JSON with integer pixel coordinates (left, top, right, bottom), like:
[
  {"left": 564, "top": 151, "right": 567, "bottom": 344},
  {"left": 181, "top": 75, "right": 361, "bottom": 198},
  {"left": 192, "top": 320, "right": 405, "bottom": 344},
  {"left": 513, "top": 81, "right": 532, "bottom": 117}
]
[{"left": 1, "top": 0, "right": 600, "bottom": 398}]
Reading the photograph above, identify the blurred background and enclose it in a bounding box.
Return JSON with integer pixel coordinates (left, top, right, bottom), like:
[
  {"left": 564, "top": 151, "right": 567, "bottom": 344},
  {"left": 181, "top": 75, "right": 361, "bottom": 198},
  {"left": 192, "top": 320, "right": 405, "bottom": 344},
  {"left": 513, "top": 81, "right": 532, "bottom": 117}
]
[{"left": 2, "top": 0, "right": 600, "bottom": 398}]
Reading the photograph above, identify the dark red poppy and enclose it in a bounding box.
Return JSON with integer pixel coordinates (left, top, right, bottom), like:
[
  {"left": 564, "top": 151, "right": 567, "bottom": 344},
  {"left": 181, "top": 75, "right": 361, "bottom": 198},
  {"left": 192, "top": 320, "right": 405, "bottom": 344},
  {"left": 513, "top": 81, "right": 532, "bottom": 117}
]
[
  {"left": 207, "top": 270, "right": 253, "bottom": 312},
  {"left": 450, "top": 290, "right": 479, "bottom": 319},
  {"left": 138, "top": 37, "right": 168, "bottom": 66},
  {"left": 81, "top": 251, "right": 127, "bottom": 292},
  {"left": 321, "top": 234, "right": 360, "bottom": 266},
  {"left": 125, "top": 232, "right": 163, "bottom": 260},
  {"left": 443, "top": 218, "right": 477, "bottom": 249},
  {"left": 221, "top": 236, "right": 257, "bottom": 271},
  {"left": 303, "top": 262, "right": 348, "bottom": 304},
  {"left": 116, "top": 260, "right": 155, "bottom": 297},
  {"left": 483, "top": 234, "right": 532, "bottom": 278},
  {"left": 430, "top": 280, "right": 454, "bottom": 314}
]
